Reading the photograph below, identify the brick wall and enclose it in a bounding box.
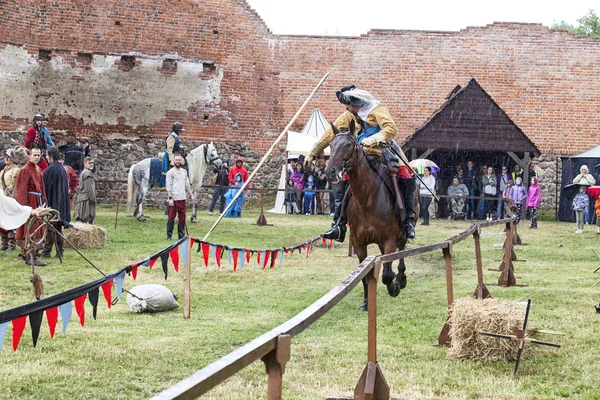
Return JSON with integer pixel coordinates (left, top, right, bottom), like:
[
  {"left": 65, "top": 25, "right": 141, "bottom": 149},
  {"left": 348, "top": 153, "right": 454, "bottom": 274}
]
[{"left": 1, "top": 0, "right": 599, "bottom": 157}]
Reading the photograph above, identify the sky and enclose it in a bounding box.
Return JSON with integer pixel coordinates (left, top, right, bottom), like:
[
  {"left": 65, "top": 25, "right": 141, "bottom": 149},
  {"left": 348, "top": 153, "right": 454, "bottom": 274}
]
[{"left": 245, "top": 0, "right": 597, "bottom": 36}]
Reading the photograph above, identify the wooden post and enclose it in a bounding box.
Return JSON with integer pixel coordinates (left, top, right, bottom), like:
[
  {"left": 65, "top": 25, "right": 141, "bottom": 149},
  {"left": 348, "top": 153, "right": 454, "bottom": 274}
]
[
  {"left": 473, "top": 228, "right": 492, "bottom": 299},
  {"left": 184, "top": 237, "right": 192, "bottom": 319},
  {"left": 256, "top": 188, "right": 268, "bottom": 226},
  {"left": 262, "top": 335, "right": 292, "bottom": 400},
  {"left": 354, "top": 260, "right": 389, "bottom": 400},
  {"left": 438, "top": 245, "right": 453, "bottom": 345},
  {"left": 498, "top": 221, "right": 517, "bottom": 286}
]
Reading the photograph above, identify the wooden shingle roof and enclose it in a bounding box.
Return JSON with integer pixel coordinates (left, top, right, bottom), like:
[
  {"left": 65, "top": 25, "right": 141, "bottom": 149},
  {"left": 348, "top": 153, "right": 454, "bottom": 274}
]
[{"left": 402, "top": 78, "right": 541, "bottom": 156}]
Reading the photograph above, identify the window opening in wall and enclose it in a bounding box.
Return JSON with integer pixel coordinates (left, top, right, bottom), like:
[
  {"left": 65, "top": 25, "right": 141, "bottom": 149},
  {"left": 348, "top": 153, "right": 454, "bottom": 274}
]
[
  {"left": 203, "top": 62, "right": 215, "bottom": 73},
  {"left": 121, "top": 55, "right": 135, "bottom": 67},
  {"left": 77, "top": 52, "right": 93, "bottom": 64},
  {"left": 162, "top": 59, "right": 177, "bottom": 70},
  {"left": 38, "top": 49, "right": 52, "bottom": 61}
]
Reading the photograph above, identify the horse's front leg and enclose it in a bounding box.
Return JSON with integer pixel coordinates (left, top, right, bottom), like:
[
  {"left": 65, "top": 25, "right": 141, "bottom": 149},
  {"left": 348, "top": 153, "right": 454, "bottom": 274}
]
[
  {"left": 396, "top": 258, "right": 407, "bottom": 290},
  {"left": 190, "top": 189, "right": 198, "bottom": 223},
  {"left": 355, "top": 245, "right": 369, "bottom": 312},
  {"left": 379, "top": 241, "right": 400, "bottom": 297}
]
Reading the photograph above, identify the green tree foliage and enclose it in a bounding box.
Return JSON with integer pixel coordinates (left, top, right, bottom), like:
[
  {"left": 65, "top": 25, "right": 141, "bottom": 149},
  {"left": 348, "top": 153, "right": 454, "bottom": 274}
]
[{"left": 552, "top": 9, "right": 600, "bottom": 36}]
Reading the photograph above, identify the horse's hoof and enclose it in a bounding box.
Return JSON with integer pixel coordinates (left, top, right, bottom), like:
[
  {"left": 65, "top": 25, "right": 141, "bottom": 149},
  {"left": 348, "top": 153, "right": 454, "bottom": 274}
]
[
  {"left": 359, "top": 302, "right": 368, "bottom": 312},
  {"left": 397, "top": 274, "right": 407, "bottom": 290},
  {"left": 190, "top": 218, "right": 198, "bottom": 224},
  {"left": 387, "top": 282, "right": 400, "bottom": 297},
  {"left": 137, "top": 216, "right": 147, "bottom": 222},
  {"left": 382, "top": 267, "right": 394, "bottom": 285}
]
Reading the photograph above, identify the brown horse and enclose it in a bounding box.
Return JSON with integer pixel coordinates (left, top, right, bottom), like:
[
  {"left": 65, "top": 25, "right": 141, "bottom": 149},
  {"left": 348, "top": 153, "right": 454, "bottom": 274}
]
[{"left": 325, "top": 123, "right": 410, "bottom": 311}]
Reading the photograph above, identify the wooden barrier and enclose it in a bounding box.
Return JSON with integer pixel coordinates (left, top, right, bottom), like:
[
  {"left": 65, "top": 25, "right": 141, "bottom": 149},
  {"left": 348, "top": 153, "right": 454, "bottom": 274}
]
[{"left": 152, "top": 216, "right": 521, "bottom": 400}]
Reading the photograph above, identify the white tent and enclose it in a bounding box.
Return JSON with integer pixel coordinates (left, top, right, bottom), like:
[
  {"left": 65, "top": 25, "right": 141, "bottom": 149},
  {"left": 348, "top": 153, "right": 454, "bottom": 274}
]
[{"left": 269, "top": 109, "right": 330, "bottom": 214}]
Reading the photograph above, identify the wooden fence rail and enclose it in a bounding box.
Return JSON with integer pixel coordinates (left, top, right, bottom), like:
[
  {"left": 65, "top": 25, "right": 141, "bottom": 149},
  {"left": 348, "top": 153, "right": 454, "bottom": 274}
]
[{"left": 153, "top": 216, "right": 519, "bottom": 400}]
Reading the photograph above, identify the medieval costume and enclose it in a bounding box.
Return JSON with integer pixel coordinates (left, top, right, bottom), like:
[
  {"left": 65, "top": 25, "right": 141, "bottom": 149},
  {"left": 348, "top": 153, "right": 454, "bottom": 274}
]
[
  {"left": 74, "top": 167, "right": 96, "bottom": 224},
  {"left": 161, "top": 121, "right": 184, "bottom": 187},
  {"left": 15, "top": 157, "right": 47, "bottom": 265},
  {"left": 24, "top": 115, "right": 49, "bottom": 171},
  {"left": 42, "top": 155, "right": 71, "bottom": 258},
  {"left": 305, "top": 85, "right": 417, "bottom": 241},
  {"left": 224, "top": 172, "right": 245, "bottom": 218},
  {"left": 0, "top": 147, "right": 28, "bottom": 251}
]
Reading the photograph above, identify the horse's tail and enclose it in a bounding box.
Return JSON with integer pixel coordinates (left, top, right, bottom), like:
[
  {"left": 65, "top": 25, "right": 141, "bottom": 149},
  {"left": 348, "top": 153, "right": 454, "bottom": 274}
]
[{"left": 126, "top": 164, "right": 136, "bottom": 214}]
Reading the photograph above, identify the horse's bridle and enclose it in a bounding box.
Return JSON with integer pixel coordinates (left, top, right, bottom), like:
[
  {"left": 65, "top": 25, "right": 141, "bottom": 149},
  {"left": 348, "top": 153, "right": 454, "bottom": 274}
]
[
  {"left": 203, "top": 145, "right": 221, "bottom": 165},
  {"left": 338, "top": 132, "right": 367, "bottom": 173}
]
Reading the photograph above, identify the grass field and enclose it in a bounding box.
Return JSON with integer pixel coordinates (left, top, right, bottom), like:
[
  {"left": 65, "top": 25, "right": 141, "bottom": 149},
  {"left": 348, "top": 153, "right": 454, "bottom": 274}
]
[{"left": 1, "top": 205, "right": 600, "bottom": 399}]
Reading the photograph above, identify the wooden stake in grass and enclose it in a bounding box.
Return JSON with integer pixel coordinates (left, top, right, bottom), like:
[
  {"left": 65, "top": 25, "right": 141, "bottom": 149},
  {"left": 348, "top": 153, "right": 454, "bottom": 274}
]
[{"left": 201, "top": 71, "right": 331, "bottom": 242}]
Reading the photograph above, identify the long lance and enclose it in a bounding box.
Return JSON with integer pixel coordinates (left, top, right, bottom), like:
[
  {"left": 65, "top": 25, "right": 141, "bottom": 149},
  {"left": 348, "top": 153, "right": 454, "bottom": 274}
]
[
  {"left": 201, "top": 71, "right": 331, "bottom": 241},
  {"left": 386, "top": 144, "right": 439, "bottom": 202}
]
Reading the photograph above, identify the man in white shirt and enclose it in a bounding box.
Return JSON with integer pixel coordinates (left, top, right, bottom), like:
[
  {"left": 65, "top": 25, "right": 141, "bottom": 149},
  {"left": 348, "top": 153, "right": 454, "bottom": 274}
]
[{"left": 166, "top": 154, "right": 195, "bottom": 240}]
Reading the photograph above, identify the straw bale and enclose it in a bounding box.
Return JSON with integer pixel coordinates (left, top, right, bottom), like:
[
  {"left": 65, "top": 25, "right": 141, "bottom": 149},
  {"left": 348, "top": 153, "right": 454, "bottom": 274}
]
[
  {"left": 447, "top": 298, "right": 526, "bottom": 361},
  {"left": 63, "top": 222, "right": 107, "bottom": 249}
]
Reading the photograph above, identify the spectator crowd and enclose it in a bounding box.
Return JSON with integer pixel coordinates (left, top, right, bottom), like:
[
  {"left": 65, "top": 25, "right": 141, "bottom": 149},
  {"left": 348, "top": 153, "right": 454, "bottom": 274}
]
[{"left": 0, "top": 114, "right": 96, "bottom": 266}]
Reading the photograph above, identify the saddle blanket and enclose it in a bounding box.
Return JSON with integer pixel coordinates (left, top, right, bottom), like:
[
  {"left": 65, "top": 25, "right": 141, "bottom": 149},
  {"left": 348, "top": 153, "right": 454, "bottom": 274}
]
[{"left": 150, "top": 157, "right": 163, "bottom": 185}]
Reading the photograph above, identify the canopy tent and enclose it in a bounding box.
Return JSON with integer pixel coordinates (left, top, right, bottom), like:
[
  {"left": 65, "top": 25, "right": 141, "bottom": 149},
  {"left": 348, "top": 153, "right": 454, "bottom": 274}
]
[
  {"left": 269, "top": 109, "right": 330, "bottom": 214},
  {"left": 558, "top": 144, "right": 600, "bottom": 222}
]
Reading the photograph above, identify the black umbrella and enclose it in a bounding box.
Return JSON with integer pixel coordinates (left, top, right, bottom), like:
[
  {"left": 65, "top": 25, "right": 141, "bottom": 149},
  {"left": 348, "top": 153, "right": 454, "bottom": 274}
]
[{"left": 562, "top": 182, "right": 591, "bottom": 202}]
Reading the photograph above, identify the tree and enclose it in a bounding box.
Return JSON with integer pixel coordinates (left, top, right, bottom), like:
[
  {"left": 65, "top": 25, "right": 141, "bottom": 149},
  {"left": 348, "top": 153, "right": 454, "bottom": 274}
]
[{"left": 552, "top": 9, "right": 599, "bottom": 36}]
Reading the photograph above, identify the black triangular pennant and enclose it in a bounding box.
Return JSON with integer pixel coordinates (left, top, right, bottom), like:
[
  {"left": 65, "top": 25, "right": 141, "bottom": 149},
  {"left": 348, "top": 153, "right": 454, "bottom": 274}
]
[
  {"left": 196, "top": 240, "right": 202, "bottom": 253},
  {"left": 29, "top": 310, "right": 44, "bottom": 348},
  {"left": 161, "top": 253, "right": 169, "bottom": 280},
  {"left": 88, "top": 287, "right": 99, "bottom": 320}
]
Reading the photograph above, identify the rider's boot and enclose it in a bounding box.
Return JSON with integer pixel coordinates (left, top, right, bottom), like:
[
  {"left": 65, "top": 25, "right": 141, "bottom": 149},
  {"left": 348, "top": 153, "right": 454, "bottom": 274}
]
[
  {"left": 322, "top": 186, "right": 350, "bottom": 243},
  {"left": 166, "top": 219, "right": 174, "bottom": 240},
  {"left": 399, "top": 177, "right": 416, "bottom": 239},
  {"left": 322, "top": 215, "right": 347, "bottom": 242}
]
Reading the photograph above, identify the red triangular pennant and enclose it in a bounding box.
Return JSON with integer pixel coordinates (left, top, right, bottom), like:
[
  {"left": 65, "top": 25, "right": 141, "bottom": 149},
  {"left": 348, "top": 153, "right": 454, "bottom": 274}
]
[
  {"left": 202, "top": 242, "right": 210, "bottom": 267},
  {"left": 170, "top": 247, "right": 180, "bottom": 272},
  {"left": 215, "top": 246, "right": 222, "bottom": 268},
  {"left": 322, "top": 237, "right": 327, "bottom": 247},
  {"left": 74, "top": 294, "right": 87, "bottom": 327},
  {"left": 45, "top": 307, "right": 58, "bottom": 339},
  {"left": 329, "top": 239, "right": 333, "bottom": 248},
  {"left": 131, "top": 265, "right": 138, "bottom": 280},
  {"left": 284, "top": 248, "right": 289, "bottom": 254},
  {"left": 232, "top": 249, "right": 239, "bottom": 271},
  {"left": 306, "top": 243, "right": 311, "bottom": 258},
  {"left": 11, "top": 315, "right": 27, "bottom": 352},
  {"left": 270, "top": 250, "right": 278, "bottom": 269},
  {"left": 262, "top": 251, "right": 270, "bottom": 270},
  {"left": 101, "top": 280, "right": 113, "bottom": 309},
  {"left": 257, "top": 251, "right": 261, "bottom": 265},
  {"left": 246, "top": 249, "right": 251, "bottom": 263},
  {"left": 149, "top": 257, "right": 157, "bottom": 269}
]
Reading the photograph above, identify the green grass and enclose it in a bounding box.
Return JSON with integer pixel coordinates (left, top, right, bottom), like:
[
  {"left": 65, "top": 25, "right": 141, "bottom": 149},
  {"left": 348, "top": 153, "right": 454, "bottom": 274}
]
[{"left": 1, "top": 207, "right": 600, "bottom": 399}]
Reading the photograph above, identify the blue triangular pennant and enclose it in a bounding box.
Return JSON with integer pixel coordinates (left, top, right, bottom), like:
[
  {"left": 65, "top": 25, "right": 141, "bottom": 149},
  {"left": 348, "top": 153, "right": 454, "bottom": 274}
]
[
  {"left": 210, "top": 245, "right": 217, "bottom": 260},
  {"left": 58, "top": 302, "right": 73, "bottom": 334},
  {"left": 139, "top": 258, "right": 150, "bottom": 267},
  {"left": 0, "top": 321, "right": 8, "bottom": 352},
  {"left": 239, "top": 253, "right": 245, "bottom": 270},
  {"left": 228, "top": 249, "right": 233, "bottom": 264},
  {"left": 279, "top": 250, "right": 284, "bottom": 266},
  {"left": 178, "top": 238, "right": 189, "bottom": 266},
  {"left": 114, "top": 270, "right": 126, "bottom": 300}
]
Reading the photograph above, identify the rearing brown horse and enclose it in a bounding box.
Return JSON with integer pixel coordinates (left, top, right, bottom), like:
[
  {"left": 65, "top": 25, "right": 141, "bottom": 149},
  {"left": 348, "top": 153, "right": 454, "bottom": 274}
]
[{"left": 325, "top": 123, "right": 409, "bottom": 311}]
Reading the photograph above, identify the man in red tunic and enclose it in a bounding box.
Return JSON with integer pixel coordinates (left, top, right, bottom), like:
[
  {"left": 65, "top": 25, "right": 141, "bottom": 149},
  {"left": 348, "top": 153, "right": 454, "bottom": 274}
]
[
  {"left": 24, "top": 114, "right": 49, "bottom": 172},
  {"left": 15, "top": 146, "right": 47, "bottom": 266}
]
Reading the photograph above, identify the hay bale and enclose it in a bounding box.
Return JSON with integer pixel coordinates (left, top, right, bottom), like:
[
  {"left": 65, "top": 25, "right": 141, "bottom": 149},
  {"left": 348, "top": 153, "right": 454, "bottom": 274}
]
[
  {"left": 63, "top": 222, "right": 107, "bottom": 249},
  {"left": 448, "top": 298, "right": 526, "bottom": 361}
]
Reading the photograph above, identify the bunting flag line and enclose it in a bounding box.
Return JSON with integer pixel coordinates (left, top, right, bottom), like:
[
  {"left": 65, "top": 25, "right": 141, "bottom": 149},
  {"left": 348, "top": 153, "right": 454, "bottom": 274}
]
[{"left": 0, "top": 234, "right": 328, "bottom": 352}]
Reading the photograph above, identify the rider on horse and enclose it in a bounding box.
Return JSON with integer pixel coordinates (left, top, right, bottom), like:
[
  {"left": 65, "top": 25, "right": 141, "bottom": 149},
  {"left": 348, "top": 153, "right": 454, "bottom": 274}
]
[
  {"left": 161, "top": 121, "right": 187, "bottom": 187},
  {"left": 304, "top": 85, "right": 417, "bottom": 241}
]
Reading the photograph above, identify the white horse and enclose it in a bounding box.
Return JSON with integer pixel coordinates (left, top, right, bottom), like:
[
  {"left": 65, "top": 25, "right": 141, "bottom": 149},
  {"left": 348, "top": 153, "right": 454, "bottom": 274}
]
[{"left": 126, "top": 142, "right": 222, "bottom": 222}]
